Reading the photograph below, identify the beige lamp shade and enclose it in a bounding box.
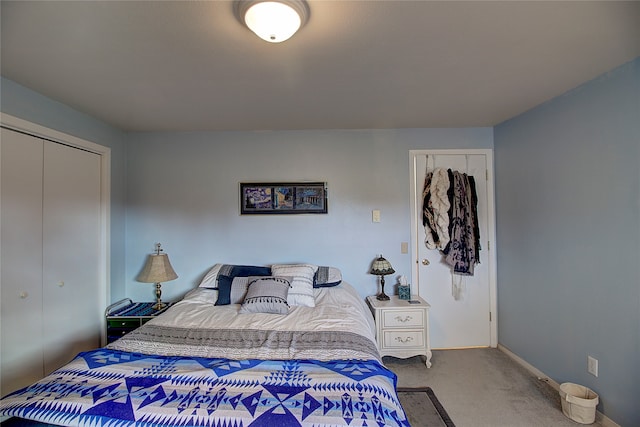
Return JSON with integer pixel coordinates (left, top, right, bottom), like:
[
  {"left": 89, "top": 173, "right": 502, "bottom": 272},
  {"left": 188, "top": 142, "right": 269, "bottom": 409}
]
[
  {"left": 137, "top": 243, "right": 177, "bottom": 310},
  {"left": 137, "top": 254, "right": 178, "bottom": 283}
]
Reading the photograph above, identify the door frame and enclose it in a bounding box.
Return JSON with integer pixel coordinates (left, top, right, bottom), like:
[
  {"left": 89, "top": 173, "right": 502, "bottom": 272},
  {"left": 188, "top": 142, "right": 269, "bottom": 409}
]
[
  {"left": 409, "top": 149, "right": 498, "bottom": 348},
  {"left": 1, "top": 113, "right": 111, "bottom": 345}
]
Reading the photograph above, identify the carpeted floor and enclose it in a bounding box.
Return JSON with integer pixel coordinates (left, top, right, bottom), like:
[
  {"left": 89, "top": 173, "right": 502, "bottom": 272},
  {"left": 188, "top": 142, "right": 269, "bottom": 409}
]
[{"left": 385, "top": 348, "right": 605, "bottom": 427}]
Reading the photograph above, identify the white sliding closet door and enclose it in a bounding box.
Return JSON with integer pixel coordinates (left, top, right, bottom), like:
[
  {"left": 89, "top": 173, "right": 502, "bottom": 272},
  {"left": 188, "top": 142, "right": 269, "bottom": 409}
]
[
  {"left": 1, "top": 125, "right": 105, "bottom": 396},
  {"left": 0, "top": 129, "right": 45, "bottom": 395},
  {"left": 42, "top": 142, "right": 102, "bottom": 375}
]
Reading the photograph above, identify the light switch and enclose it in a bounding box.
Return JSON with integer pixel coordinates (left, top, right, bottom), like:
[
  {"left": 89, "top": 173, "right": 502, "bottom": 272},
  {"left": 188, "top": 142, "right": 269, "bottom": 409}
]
[
  {"left": 401, "top": 242, "right": 408, "bottom": 254},
  {"left": 372, "top": 209, "right": 381, "bottom": 223}
]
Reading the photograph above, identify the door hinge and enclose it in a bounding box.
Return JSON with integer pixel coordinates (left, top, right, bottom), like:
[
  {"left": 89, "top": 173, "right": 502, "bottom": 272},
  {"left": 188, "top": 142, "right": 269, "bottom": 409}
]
[
  {"left": 489, "top": 312, "right": 492, "bottom": 322},
  {"left": 486, "top": 169, "right": 488, "bottom": 181},
  {"left": 487, "top": 240, "right": 490, "bottom": 250}
]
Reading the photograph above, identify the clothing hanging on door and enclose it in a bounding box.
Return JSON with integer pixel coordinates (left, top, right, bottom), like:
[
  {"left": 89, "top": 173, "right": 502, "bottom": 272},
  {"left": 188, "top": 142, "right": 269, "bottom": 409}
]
[
  {"left": 422, "top": 167, "right": 450, "bottom": 250},
  {"left": 422, "top": 167, "right": 481, "bottom": 276}
]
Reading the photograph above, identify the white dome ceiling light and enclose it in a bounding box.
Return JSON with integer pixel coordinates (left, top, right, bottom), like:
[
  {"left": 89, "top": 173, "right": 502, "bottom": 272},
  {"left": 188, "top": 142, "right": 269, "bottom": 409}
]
[{"left": 235, "top": 0, "right": 310, "bottom": 43}]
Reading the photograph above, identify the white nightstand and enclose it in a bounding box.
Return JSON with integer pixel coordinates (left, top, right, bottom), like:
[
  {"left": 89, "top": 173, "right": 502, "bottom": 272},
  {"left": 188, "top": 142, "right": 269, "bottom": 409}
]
[{"left": 366, "top": 295, "right": 432, "bottom": 368}]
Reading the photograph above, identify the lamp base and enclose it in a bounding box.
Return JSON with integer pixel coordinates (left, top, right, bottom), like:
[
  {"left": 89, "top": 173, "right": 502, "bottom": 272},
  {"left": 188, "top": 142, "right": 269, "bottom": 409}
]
[
  {"left": 376, "top": 292, "right": 390, "bottom": 301},
  {"left": 152, "top": 301, "right": 166, "bottom": 310},
  {"left": 153, "top": 282, "right": 166, "bottom": 310},
  {"left": 376, "top": 276, "right": 390, "bottom": 301}
]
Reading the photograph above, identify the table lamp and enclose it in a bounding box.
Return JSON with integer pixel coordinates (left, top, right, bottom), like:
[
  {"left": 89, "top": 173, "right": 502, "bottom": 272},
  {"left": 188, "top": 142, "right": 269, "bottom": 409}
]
[
  {"left": 370, "top": 255, "right": 395, "bottom": 301},
  {"left": 137, "top": 243, "right": 178, "bottom": 310}
]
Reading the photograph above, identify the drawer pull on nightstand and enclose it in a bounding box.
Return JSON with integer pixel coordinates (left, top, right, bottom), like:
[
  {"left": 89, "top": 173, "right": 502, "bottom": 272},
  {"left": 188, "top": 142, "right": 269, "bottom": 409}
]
[
  {"left": 395, "top": 336, "right": 414, "bottom": 344},
  {"left": 395, "top": 315, "right": 413, "bottom": 323}
]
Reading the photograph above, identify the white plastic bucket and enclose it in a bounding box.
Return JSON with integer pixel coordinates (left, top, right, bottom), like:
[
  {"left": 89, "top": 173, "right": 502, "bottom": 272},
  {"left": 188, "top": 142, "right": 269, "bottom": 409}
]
[{"left": 559, "top": 382, "right": 599, "bottom": 424}]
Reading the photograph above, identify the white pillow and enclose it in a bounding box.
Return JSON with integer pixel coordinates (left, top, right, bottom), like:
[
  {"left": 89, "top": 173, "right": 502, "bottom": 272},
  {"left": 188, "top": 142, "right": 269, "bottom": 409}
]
[
  {"left": 182, "top": 287, "right": 218, "bottom": 303},
  {"left": 271, "top": 263, "right": 318, "bottom": 307},
  {"left": 314, "top": 266, "right": 342, "bottom": 287},
  {"left": 198, "top": 263, "right": 223, "bottom": 288}
]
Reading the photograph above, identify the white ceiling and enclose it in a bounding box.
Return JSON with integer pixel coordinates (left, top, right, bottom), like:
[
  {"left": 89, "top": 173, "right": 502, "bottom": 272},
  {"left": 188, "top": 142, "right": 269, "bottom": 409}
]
[{"left": 1, "top": 1, "right": 638, "bottom": 132}]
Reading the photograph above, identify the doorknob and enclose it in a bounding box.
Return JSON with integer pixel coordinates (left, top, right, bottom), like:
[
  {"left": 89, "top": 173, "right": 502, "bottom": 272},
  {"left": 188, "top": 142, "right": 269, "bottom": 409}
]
[{"left": 422, "top": 259, "right": 430, "bottom": 266}]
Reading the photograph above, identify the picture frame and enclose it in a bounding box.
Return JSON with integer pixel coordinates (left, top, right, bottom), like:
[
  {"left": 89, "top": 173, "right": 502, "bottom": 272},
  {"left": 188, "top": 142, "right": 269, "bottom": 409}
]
[{"left": 240, "top": 182, "right": 327, "bottom": 215}]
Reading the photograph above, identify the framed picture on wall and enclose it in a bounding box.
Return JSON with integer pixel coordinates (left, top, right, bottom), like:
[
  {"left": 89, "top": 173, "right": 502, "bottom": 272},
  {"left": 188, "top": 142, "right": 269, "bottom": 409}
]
[{"left": 240, "top": 182, "right": 327, "bottom": 214}]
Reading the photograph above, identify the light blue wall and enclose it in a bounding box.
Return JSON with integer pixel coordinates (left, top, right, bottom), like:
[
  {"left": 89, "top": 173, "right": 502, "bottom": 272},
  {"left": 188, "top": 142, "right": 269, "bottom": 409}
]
[
  {"left": 124, "top": 128, "right": 492, "bottom": 302},
  {"left": 0, "top": 77, "right": 129, "bottom": 301},
  {"left": 494, "top": 58, "right": 640, "bottom": 426},
  {"left": 5, "top": 57, "right": 637, "bottom": 425}
]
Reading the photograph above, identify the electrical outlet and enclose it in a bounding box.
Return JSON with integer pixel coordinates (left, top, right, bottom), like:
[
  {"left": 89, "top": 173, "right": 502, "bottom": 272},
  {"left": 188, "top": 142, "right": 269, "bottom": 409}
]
[
  {"left": 587, "top": 355, "right": 598, "bottom": 377},
  {"left": 372, "top": 210, "right": 381, "bottom": 223},
  {"left": 401, "top": 242, "right": 408, "bottom": 254}
]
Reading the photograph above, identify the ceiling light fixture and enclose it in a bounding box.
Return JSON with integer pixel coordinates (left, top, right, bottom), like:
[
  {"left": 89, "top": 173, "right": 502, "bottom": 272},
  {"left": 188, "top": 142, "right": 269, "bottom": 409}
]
[{"left": 235, "top": 0, "right": 309, "bottom": 43}]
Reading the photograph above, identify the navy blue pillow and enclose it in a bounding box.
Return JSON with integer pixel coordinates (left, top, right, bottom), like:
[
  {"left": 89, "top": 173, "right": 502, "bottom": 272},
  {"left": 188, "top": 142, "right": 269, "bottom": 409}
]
[{"left": 215, "top": 265, "right": 272, "bottom": 305}]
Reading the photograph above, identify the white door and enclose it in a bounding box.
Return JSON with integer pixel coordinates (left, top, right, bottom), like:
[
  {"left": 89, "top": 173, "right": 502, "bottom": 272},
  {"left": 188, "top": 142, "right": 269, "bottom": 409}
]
[
  {"left": 1, "top": 121, "right": 107, "bottom": 396},
  {"left": 410, "top": 150, "right": 497, "bottom": 349},
  {"left": 0, "top": 129, "right": 45, "bottom": 396},
  {"left": 42, "top": 141, "right": 102, "bottom": 374}
]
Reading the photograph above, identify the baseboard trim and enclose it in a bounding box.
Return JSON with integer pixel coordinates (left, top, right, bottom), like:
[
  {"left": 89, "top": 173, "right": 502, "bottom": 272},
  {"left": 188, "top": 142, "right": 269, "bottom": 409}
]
[{"left": 498, "top": 344, "right": 620, "bottom": 427}]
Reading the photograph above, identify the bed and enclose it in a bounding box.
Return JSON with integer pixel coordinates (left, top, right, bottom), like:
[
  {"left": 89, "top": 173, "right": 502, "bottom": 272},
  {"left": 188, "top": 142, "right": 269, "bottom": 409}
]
[{"left": 0, "top": 264, "right": 410, "bottom": 427}]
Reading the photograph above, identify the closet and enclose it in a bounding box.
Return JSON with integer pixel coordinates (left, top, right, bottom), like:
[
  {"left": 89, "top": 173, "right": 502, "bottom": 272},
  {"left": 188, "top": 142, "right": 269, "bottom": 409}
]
[{"left": 1, "top": 125, "right": 106, "bottom": 397}]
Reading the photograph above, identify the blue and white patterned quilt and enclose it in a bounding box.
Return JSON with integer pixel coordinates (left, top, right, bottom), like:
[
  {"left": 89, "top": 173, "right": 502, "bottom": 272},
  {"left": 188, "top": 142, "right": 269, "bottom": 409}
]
[
  {"left": 0, "top": 348, "right": 409, "bottom": 426},
  {"left": 1, "top": 285, "right": 410, "bottom": 426}
]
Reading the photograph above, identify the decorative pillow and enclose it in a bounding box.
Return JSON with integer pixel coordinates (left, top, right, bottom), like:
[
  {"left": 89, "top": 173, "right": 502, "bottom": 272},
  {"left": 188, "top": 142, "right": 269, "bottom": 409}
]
[
  {"left": 199, "top": 264, "right": 272, "bottom": 289},
  {"left": 229, "top": 276, "right": 249, "bottom": 304},
  {"left": 238, "top": 276, "right": 291, "bottom": 315},
  {"left": 313, "top": 266, "right": 342, "bottom": 288},
  {"left": 198, "top": 264, "right": 272, "bottom": 306},
  {"left": 271, "top": 264, "right": 318, "bottom": 307}
]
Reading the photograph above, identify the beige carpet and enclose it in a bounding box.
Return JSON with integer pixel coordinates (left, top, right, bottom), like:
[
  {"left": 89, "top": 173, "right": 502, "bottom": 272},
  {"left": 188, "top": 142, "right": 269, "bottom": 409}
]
[{"left": 384, "top": 348, "right": 603, "bottom": 427}]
